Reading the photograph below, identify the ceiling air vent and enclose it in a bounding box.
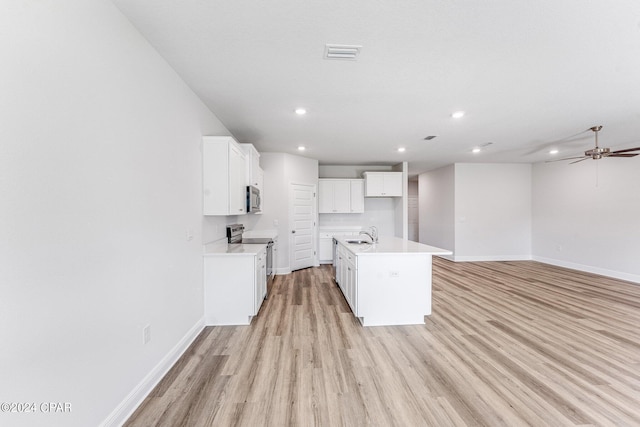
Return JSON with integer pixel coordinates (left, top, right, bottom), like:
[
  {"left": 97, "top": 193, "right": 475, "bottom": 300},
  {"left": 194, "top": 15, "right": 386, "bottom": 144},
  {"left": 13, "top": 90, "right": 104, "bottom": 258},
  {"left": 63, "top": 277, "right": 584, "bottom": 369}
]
[
  {"left": 324, "top": 44, "right": 362, "bottom": 60},
  {"left": 424, "top": 136, "right": 437, "bottom": 140}
]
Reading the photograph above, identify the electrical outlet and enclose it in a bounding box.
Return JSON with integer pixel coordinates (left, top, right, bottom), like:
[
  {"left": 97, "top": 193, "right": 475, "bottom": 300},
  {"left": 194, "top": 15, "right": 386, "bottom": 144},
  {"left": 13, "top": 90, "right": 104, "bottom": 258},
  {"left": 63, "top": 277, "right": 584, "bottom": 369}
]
[
  {"left": 143, "top": 325, "right": 151, "bottom": 345},
  {"left": 186, "top": 229, "right": 194, "bottom": 241},
  {"left": 389, "top": 271, "right": 400, "bottom": 278}
]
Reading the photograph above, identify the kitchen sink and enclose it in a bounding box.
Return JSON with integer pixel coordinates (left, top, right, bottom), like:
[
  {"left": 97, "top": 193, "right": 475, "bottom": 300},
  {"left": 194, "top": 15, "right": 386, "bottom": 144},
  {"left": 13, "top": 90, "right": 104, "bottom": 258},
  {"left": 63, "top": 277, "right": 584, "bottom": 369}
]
[{"left": 345, "top": 239, "right": 371, "bottom": 245}]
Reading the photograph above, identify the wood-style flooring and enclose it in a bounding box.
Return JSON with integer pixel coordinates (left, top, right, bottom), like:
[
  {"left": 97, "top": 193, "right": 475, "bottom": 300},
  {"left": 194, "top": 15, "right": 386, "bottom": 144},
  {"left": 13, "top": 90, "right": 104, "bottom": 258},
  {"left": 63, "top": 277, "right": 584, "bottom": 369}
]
[{"left": 125, "top": 259, "right": 640, "bottom": 426}]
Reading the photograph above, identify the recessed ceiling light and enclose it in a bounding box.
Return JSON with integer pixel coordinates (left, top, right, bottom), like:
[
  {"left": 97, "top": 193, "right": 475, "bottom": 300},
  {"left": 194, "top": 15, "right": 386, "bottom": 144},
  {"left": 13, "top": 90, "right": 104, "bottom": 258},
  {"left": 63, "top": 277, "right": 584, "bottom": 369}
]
[
  {"left": 549, "top": 149, "right": 559, "bottom": 154},
  {"left": 295, "top": 108, "right": 307, "bottom": 115},
  {"left": 297, "top": 146, "right": 306, "bottom": 151},
  {"left": 397, "top": 147, "right": 406, "bottom": 153},
  {"left": 451, "top": 111, "right": 465, "bottom": 119},
  {"left": 472, "top": 147, "right": 481, "bottom": 153}
]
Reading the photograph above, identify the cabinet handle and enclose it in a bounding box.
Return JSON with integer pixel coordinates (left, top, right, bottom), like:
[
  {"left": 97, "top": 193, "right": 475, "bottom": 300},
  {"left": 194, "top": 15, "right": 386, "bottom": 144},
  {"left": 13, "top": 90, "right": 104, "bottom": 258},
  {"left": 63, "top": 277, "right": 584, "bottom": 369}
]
[
  {"left": 239, "top": 208, "right": 244, "bottom": 212},
  {"left": 291, "top": 230, "right": 296, "bottom": 234}
]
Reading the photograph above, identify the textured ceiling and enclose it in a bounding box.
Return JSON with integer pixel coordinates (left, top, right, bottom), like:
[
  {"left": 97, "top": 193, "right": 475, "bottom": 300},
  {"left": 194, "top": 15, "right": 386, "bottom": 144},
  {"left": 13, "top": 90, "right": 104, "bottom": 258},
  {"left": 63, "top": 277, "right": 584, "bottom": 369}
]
[{"left": 112, "top": 0, "right": 640, "bottom": 175}]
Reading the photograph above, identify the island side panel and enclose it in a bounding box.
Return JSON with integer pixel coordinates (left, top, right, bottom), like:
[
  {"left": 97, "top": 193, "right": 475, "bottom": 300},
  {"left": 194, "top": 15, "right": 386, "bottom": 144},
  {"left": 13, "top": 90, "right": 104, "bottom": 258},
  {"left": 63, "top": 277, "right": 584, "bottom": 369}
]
[{"left": 356, "top": 253, "right": 432, "bottom": 326}]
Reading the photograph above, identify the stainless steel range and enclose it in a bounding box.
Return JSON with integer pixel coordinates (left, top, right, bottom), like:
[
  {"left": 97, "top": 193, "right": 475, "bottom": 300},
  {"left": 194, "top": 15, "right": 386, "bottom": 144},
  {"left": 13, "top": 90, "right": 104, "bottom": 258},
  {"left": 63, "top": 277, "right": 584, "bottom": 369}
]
[{"left": 226, "top": 224, "right": 275, "bottom": 287}]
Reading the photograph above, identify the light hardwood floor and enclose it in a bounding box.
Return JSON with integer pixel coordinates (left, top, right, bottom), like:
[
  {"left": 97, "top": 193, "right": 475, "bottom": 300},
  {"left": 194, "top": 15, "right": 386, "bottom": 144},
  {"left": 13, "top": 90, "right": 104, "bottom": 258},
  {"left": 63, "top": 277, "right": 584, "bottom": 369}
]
[{"left": 125, "top": 259, "right": 640, "bottom": 426}]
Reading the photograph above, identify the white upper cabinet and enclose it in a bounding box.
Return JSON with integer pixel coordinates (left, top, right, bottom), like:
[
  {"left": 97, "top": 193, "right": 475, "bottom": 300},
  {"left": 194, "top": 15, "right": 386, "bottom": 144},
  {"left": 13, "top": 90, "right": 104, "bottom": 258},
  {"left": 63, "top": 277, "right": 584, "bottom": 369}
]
[
  {"left": 319, "top": 179, "right": 365, "bottom": 213},
  {"left": 350, "top": 179, "right": 365, "bottom": 212},
  {"left": 240, "top": 143, "right": 264, "bottom": 191},
  {"left": 203, "top": 136, "right": 247, "bottom": 215},
  {"left": 363, "top": 172, "right": 403, "bottom": 197}
]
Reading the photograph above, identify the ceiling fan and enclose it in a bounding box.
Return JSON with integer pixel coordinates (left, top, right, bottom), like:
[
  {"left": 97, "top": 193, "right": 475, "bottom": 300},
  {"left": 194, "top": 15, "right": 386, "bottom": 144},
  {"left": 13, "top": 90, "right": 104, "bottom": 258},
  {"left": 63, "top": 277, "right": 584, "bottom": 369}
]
[{"left": 550, "top": 126, "right": 640, "bottom": 164}]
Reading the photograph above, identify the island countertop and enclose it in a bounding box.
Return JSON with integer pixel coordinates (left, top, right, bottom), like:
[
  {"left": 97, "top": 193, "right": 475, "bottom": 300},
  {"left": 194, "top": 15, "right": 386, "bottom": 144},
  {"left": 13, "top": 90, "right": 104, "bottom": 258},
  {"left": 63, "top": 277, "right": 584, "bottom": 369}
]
[{"left": 334, "top": 236, "right": 452, "bottom": 256}]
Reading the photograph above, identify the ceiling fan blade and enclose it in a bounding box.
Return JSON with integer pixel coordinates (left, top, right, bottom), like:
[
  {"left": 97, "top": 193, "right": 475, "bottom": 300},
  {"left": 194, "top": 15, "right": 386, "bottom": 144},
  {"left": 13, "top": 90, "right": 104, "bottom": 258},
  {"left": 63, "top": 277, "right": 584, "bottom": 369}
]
[
  {"left": 569, "top": 157, "right": 590, "bottom": 164},
  {"left": 609, "top": 146, "right": 640, "bottom": 154},
  {"left": 607, "top": 153, "right": 639, "bottom": 158},
  {"left": 545, "top": 156, "right": 587, "bottom": 163}
]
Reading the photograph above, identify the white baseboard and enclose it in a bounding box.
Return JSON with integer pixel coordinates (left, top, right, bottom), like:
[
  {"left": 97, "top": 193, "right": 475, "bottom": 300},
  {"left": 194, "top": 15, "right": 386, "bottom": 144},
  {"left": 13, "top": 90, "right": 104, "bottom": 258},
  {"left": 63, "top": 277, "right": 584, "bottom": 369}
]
[
  {"left": 532, "top": 256, "right": 640, "bottom": 284},
  {"left": 275, "top": 267, "right": 291, "bottom": 275},
  {"left": 100, "top": 318, "right": 205, "bottom": 427},
  {"left": 453, "top": 255, "right": 533, "bottom": 262}
]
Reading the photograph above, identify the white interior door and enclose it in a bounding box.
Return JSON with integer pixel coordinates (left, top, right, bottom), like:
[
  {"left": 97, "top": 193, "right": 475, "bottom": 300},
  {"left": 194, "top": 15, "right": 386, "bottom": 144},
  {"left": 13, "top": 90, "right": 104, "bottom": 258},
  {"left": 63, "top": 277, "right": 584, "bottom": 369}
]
[{"left": 290, "top": 183, "right": 316, "bottom": 271}]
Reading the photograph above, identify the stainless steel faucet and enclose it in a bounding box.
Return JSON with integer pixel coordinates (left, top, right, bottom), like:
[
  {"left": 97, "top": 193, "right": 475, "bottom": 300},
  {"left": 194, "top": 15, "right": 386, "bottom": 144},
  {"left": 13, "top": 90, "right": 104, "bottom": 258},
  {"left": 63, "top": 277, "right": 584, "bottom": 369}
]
[
  {"left": 359, "top": 226, "right": 379, "bottom": 243},
  {"left": 370, "top": 226, "right": 378, "bottom": 243}
]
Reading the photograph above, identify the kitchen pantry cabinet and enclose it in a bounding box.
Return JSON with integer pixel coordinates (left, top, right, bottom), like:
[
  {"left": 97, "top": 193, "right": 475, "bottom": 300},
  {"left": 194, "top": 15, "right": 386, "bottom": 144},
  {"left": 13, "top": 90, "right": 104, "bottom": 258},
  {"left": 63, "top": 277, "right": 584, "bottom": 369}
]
[
  {"left": 203, "top": 246, "right": 267, "bottom": 325},
  {"left": 318, "top": 179, "right": 365, "bottom": 213},
  {"left": 362, "top": 172, "right": 403, "bottom": 197},
  {"left": 240, "top": 143, "right": 264, "bottom": 191},
  {"left": 203, "top": 136, "right": 246, "bottom": 215}
]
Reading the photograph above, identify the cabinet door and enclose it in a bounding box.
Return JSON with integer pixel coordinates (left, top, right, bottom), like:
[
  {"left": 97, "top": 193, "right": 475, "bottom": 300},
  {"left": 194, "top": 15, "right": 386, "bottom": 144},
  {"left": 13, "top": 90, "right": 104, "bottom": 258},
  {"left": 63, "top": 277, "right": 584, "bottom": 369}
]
[
  {"left": 350, "top": 180, "right": 365, "bottom": 212},
  {"left": 229, "top": 145, "right": 247, "bottom": 214},
  {"left": 251, "top": 150, "right": 261, "bottom": 187},
  {"left": 345, "top": 253, "right": 356, "bottom": 312},
  {"left": 336, "top": 247, "right": 345, "bottom": 291},
  {"left": 364, "top": 172, "right": 402, "bottom": 197},
  {"left": 203, "top": 137, "right": 247, "bottom": 215},
  {"left": 319, "top": 237, "right": 333, "bottom": 261},
  {"left": 255, "top": 249, "right": 267, "bottom": 313},
  {"left": 256, "top": 167, "right": 264, "bottom": 192},
  {"left": 333, "top": 180, "right": 351, "bottom": 212},
  {"left": 318, "top": 180, "right": 334, "bottom": 213},
  {"left": 383, "top": 172, "right": 403, "bottom": 197},
  {"left": 364, "top": 173, "right": 385, "bottom": 196}
]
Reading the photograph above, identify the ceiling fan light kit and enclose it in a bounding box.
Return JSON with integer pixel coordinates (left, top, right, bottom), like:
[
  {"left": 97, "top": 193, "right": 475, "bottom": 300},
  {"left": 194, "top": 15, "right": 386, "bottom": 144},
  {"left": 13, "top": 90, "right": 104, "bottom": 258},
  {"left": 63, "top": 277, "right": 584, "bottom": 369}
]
[{"left": 549, "top": 125, "right": 640, "bottom": 164}]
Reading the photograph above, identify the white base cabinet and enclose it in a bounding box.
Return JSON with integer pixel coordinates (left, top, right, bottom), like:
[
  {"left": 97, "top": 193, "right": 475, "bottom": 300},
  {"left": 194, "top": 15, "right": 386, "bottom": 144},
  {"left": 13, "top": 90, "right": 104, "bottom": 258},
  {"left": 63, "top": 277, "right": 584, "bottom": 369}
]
[
  {"left": 335, "top": 244, "right": 357, "bottom": 314},
  {"left": 204, "top": 247, "right": 267, "bottom": 325}
]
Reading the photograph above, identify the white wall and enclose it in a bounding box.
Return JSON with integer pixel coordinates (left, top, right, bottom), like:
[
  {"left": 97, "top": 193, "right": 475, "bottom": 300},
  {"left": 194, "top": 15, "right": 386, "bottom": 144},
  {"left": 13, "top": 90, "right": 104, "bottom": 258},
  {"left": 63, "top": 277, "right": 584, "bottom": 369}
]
[
  {"left": 454, "top": 164, "right": 532, "bottom": 261},
  {"left": 0, "top": 2, "right": 231, "bottom": 426},
  {"left": 532, "top": 160, "right": 640, "bottom": 283},
  {"left": 418, "top": 165, "right": 456, "bottom": 255},
  {"left": 418, "top": 164, "right": 531, "bottom": 261}
]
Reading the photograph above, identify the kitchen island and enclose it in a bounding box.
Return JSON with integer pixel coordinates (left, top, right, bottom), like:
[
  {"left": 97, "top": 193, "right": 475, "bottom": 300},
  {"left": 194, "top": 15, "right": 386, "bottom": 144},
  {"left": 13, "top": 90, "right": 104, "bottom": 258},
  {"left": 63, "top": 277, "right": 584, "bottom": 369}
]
[{"left": 334, "top": 236, "right": 451, "bottom": 326}]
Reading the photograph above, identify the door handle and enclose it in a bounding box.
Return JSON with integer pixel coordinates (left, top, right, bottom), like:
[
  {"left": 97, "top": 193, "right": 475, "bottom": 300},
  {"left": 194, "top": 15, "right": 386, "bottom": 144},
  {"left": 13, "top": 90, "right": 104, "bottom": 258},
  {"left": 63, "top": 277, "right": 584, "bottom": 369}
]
[{"left": 291, "top": 230, "right": 296, "bottom": 234}]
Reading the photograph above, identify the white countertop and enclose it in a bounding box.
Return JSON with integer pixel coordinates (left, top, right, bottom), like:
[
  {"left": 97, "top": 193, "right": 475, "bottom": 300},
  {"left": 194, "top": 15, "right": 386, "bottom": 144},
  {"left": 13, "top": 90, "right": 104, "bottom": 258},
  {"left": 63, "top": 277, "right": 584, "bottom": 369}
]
[
  {"left": 203, "top": 242, "right": 267, "bottom": 256},
  {"left": 335, "top": 236, "right": 452, "bottom": 256}
]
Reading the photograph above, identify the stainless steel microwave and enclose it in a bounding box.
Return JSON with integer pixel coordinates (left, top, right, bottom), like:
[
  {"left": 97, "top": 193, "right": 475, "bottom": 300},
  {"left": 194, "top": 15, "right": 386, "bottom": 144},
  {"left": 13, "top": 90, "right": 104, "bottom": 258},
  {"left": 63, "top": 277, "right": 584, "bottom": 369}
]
[{"left": 247, "top": 185, "right": 261, "bottom": 213}]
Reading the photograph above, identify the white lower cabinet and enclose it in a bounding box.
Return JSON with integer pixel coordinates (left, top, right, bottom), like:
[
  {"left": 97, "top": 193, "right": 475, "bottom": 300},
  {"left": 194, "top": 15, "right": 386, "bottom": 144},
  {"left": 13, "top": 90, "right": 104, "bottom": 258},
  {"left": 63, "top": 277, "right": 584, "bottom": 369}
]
[
  {"left": 204, "top": 247, "right": 267, "bottom": 325},
  {"left": 345, "top": 251, "right": 357, "bottom": 313},
  {"left": 256, "top": 247, "right": 267, "bottom": 311},
  {"left": 335, "top": 244, "right": 357, "bottom": 315}
]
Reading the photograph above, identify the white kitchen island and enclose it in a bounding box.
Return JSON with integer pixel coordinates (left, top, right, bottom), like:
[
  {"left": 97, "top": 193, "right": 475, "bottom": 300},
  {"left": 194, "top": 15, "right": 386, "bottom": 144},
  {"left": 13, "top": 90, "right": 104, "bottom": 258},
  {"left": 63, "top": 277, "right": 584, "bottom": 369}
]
[{"left": 334, "top": 236, "right": 451, "bottom": 326}]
